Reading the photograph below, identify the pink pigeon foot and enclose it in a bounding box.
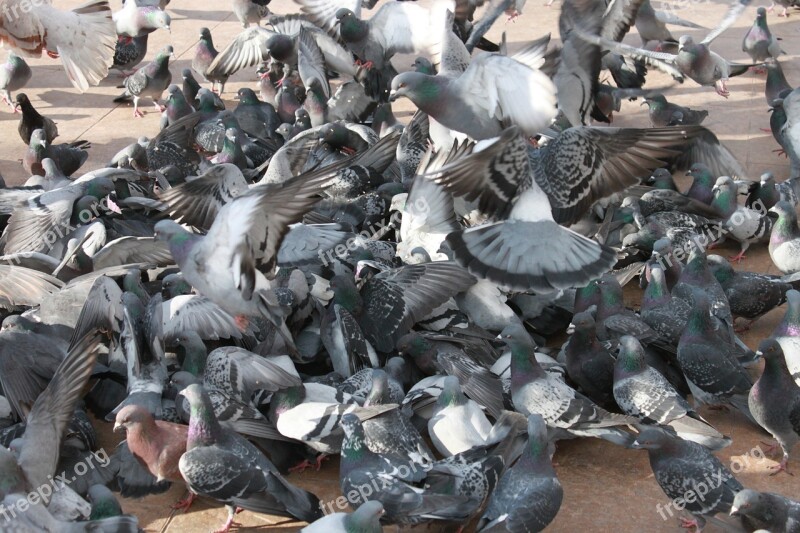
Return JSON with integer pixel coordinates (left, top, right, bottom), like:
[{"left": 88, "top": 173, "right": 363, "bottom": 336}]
[
  {"left": 769, "top": 456, "right": 793, "bottom": 476},
  {"left": 729, "top": 250, "right": 747, "bottom": 263},
  {"left": 133, "top": 109, "right": 144, "bottom": 118},
  {"left": 679, "top": 517, "right": 700, "bottom": 531},
  {"left": 171, "top": 492, "right": 196, "bottom": 513}
]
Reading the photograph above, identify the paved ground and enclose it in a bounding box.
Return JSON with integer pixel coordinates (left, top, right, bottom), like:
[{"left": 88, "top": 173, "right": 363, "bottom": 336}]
[{"left": 5, "top": 0, "right": 800, "bottom": 531}]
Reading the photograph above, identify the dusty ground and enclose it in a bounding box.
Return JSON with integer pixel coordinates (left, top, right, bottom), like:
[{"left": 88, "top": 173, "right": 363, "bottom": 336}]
[{"left": 4, "top": 0, "right": 800, "bottom": 531}]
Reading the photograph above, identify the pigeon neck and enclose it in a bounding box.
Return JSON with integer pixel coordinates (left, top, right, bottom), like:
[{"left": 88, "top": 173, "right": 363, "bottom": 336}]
[
  {"left": 642, "top": 272, "right": 670, "bottom": 311},
  {"left": 186, "top": 394, "right": 222, "bottom": 449},
  {"left": 340, "top": 424, "right": 376, "bottom": 469},
  {"left": 712, "top": 187, "right": 737, "bottom": 217},
  {"left": 775, "top": 297, "right": 800, "bottom": 336},
  {"left": 181, "top": 342, "right": 208, "bottom": 377},
  {"left": 772, "top": 211, "right": 800, "bottom": 245},
  {"left": 339, "top": 17, "right": 368, "bottom": 43},
  {"left": 510, "top": 343, "right": 545, "bottom": 389},
  {"left": 686, "top": 302, "right": 712, "bottom": 335}
]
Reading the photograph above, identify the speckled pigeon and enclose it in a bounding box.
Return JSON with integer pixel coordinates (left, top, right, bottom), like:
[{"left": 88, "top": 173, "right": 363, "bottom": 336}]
[
  {"left": 730, "top": 489, "right": 800, "bottom": 532},
  {"left": 113, "top": 45, "right": 173, "bottom": 118}
]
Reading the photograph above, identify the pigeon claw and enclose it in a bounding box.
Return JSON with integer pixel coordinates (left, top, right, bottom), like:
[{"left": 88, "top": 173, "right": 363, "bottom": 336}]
[
  {"left": 234, "top": 315, "right": 250, "bottom": 332},
  {"left": 170, "top": 492, "right": 196, "bottom": 513},
  {"left": 46, "top": 49, "right": 60, "bottom": 59},
  {"left": 214, "top": 517, "right": 242, "bottom": 533},
  {"left": 679, "top": 517, "right": 700, "bottom": 531},
  {"left": 769, "top": 457, "right": 792, "bottom": 476},
  {"left": 288, "top": 459, "right": 314, "bottom": 474},
  {"left": 714, "top": 80, "right": 730, "bottom": 98},
  {"left": 133, "top": 109, "right": 144, "bottom": 118},
  {"left": 729, "top": 251, "right": 747, "bottom": 263}
]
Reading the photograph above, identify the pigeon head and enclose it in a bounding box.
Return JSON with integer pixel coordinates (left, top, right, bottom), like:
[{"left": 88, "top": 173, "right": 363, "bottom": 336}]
[
  {"left": 147, "top": 8, "right": 171, "bottom": 31},
  {"left": 340, "top": 413, "right": 363, "bottom": 441},
  {"left": 41, "top": 158, "right": 61, "bottom": 177},
  {"left": 236, "top": 87, "right": 259, "bottom": 104},
  {"left": 566, "top": 310, "right": 594, "bottom": 335},
  {"left": 755, "top": 338, "right": 784, "bottom": 362},
  {"left": 707, "top": 255, "right": 734, "bottom": 283},
  {"left": 294, "top": 107, "right": 310, "bottom": 123},
  {"left": 181, "top": 68, "right": 193, "bottom": 79},
  {"left": 113, "top": 404, "right": 155, "bottom": 433},
  {"left": 335, "top": 8, "right": 367, "bottom": 41},
  {"left": 29, "top": 128, "right": 47, "bottom": 148},
  {"left": 652, "top": 237, "right": 673, "bottom": 258},
  {"left": 335, "top": 8, "right": 355, "bottom": 21},
  {"left": 437, "top": 376, "right": 467, "bottom": 408},
  {"left": 631, "top": 427, "right": 675, "bottom": 450},
  {"left": 395, "top": 332, "right": 432, "bottom": 359},
  {"left": 616, "top": 335, "right": 647, "bottom": 375},
  {"left": 642, "top": 94, "right": 667, "bottom": 109},
  {"left": 756, "top": 6, "right": 767, "bottom": 19},
  {"left": 729, "top": 489, "right": 764, "bottom": 518},
  {"left": 574, "top": 279, "right": 602, "bottom": 312},
  {"left": 329, "top": 274, "right": 362, "bottom": 313},
  {"left": 86, "top": 176, "right": 115, "bottom": 199},
  {"left": 769, "top": 200, "right": 796, "bottom": 219},
  {"left": 14, "top": 92, "right": 30, "bottom": 108},
  {"left": 647, "top": 168, "right": 676, "bottom": 190},
  {"left": 412, "top": 57, "right": 435, "bottom": 75},
  {"left": 199, "top": 27, "right": 211, "bottom": 41},
  {"left": 760, "top": 171, "right": 775, "bottom": 185},
  {"left": 768, "top": 201, "right": 800, "bottom": 245},
  {"left": 161, "top": 273, "right": 191, "bottom": 297},
  {"left": 677, "top": 35, "right": 694, "bottom": 51},
  {"left": 364, "top": 369, "right": 391, "bottom": 406},
  {"left": 389, "top": 72, "right": 439, "bottom": 105},
  {"left": 596, "top": 274, "right": 624, "bottom": 313},
  {"left": 350, "top": 501, "right": 385, "bottom": 527}
]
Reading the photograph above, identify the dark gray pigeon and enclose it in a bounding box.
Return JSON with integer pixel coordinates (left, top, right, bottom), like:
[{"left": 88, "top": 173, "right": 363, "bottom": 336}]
[
  {"left": 642, "top": 93, "right": 708, "bottom": 126},
  {"left": 632, "top": 426, "right": 744, "bottom": 531},
  {"left": 477, "top": 414, "right": 563, "bottom": 532},
  {"left": 178, "top": 383, "right": 322, "bottom": 531},
  {"left": 113, "top": 45, "right": 173, "bottom": 118},
  {"left": 730, "top": 489, "right": 800, "bottom": 532},
  {"left": 748, "top": 338, "right": 800, "bottom": 475}
]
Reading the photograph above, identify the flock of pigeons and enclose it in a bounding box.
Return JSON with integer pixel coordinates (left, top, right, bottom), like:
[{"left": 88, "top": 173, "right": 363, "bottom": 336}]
[{"left": 0, "top": 0, "right": 800, "bottom": 531}]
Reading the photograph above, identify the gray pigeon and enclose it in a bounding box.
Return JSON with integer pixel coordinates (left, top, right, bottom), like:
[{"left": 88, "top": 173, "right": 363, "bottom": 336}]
[
  {"left": 428, "top": 375, "right": 493, "bottom": 456},
  {"left": 113, "top": 0, "right": 171, "bottom": 37},
  {"left": 178, "top": 384, "right": 322, "bottom": 531},
  {"left": 232, "top": 0, "right": 271, "bottom": 28},
  {"left": 769, "top": 201, "right": 800, "bottom": 274},
  {"left": 614, "top": 336, "right": 731, "bottom": 450},
  {"left": 0, "top": 51, "right": 30, "bottom": 109},
  {"left": 730, "top": 489, "right": 800, "bottom": 532},
  {"left": 632, "top": 426, "right": 744, "bottom": 531},
  {"left": 641, "top": 94, "right": 708, "bottom": 127},
  {"left": 425, "top": 126, "right": 616, "bottom": 292},
  {"left": 743, "top": 7, "right": 782, "bottom": 65},
  {"left": 112, "top": 34, "right": 149, "bottom": 76},
  {"left": 711, "top": 176, "right": 772, "bottom": 262},
  {"left": 635, "top": 0, "right": 705, "bottom": 46},
  {"left": 504, "top": 322, "right": 636, "bottom": 445},
  {"left": 301, "top": 500, "right": 384, "bottom": 533},
  {"left": 748, "top": 338, "right": 800, "bottom": 475},
  {"left": 113, "top": 45, "right": 174, "bottom": 118},
  {"left": 477, "top": 414, "right": 563, "bottom": 532}
]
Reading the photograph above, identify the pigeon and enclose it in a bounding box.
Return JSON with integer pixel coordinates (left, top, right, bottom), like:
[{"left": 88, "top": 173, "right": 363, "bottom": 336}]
[
  {"left": 302, "top": 500, "right": 384, "bottom": 533},
  {"left": 154, "top": 159, "right": 355, "bottom": 354},
  {"left": 730, "top": 489, "right": 800, "bottom": 532},
  {"left": 113, "top": 0, "right": 171, "bottom": 37},
  {"left": 504, "top": 322, "right": 636, "bottom": 444},
  {"left": 111, "top": 34, "right": 149, "bottom": 76},
  {"left": 178, "top": 384, "right": 322, "bottom": 531},
  {"left": 24, "top": 128, "right": 91, "bottom": 177},
  {"left": 771, "top": 289, "right": 800, "bottom": 387},
  {"left": 742, "top": 7, "right": 782, "bottom": 66},
  {"left": 641, "top": 263, "right": 692, "bottom": 345},
  {"left": 424, "top": 126, "right": 617, "bottom": 292},
  {"left": 0, "top": 0, "right": 116, "bottom": 91},
  {"left": 765, "top": 59, "right": 792, "bottom": 106},
  {"left": 642, "top": 94, "right": 708, "bottom": 127},
  {"left": 193, "top": 27, "right": 228, "bottom": 94},
  {"left": 711, "top": 176, "right": 772, "bottom": 262},
  {"left": 338, "top": 412, "right": 476, "bottom": 525},
  {"left": 477, "top": 414, "right": 562, "bottom": 532},
  {"left": 563, "top": 311, "right": 616, "bottom": 409},
  {"left": 114, "top": 44, "right": 173, "bottom": 118},
  {"left": 769, "top": 201, "right": 800, "bottom": 274},
  {"left": 748, "top": 338, "right": 800, "bottom": 475},
  {"left": 113, "top": 405, "right": 188, "bottom": 487},
  {"left": 708, "top": 255, "right": 792, "bottom": 328},
  {"left": 16, "top": 93, "right": 58, "bottom": 145},
  {"left": 0, "top": 51, "right": 30, "bottom": 110},
  {"left": 232, "top": 0, "right": 271, "bottom": 28},
  {"left": 614, "top": 336, "right": 731, "bottom": 450},
  {"left": 746, "top": 171, "right": 782, "bottom": 211},
  {"left": 576, "top": 0, "right": 756, "bottom": 97},
  {"left": 632, "top": 426, "right": 744, "bottom": 531},
  {"left": 389, "top": 52, "right": 556, "bottom": 141},
  {"left": 684, "top": 162, "right": 716, "bottom": 205},
  {"left": 676, "top": 290, "right": 753, "bottom": 412},
  {"left": 427, "top": 375, "right": 493, "bottom": 457}
]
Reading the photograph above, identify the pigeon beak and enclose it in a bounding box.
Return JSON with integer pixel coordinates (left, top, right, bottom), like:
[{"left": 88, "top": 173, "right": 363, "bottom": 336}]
[
  {"left": 113, "top": 422, "right": 123, "bottom": 433},
  {"left": 40, "top": 140, "right": 47, "bottom": 148},
  {"left": 495, "top": 333, "right": 502, "bottom": 340},
  {"left": 388, "top": 90, "right": 399, "bottom": 102},
  {"left": 630, "top": 439, "right": 641, "bottom": 448},
  {"left": 755, "top": 350, "right": 763, "bottom": 358},
  {"left": 729, "top": 506, "right": 739, "bottom": 516},
  {"left": 685, "top": 170, "right": 692, "bottom": 176},
  {"left": 640, "top": 100, "right": 647, "bottom": 106},
  {"left": 166, "top": 25, "right": 171, "bottom": 33},
  {"left": 566, "top": 323, "right": 576, "bottom": 334}
]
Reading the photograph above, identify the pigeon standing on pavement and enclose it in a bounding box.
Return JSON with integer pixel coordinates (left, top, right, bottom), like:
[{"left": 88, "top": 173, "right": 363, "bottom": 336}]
[
  {"left": 632, "top": 426, "right": 744, "bottom": 531},
  {"left": 748, "top": 338, "right": 800, "bottom": 475},
  {"left": 232, "top": 0, "right": 271, "bottom": 28},
  {"left": 742, "top": 7, "right": 782, "bottom": 66},
  {"left": 193, "top": 27, "right": 229, "bottom": 94},
  {"left": 642, "top": 94, "right": 708, "bottom": 126},
  {"left": 478, "top": 414, "right": 563, "bottom": 532},
  {"left": 16, "top": 93, "right": 58, "bottom": 144},
  {"left": 114, "top": 45, "right": 174, "bottom": 118}
]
